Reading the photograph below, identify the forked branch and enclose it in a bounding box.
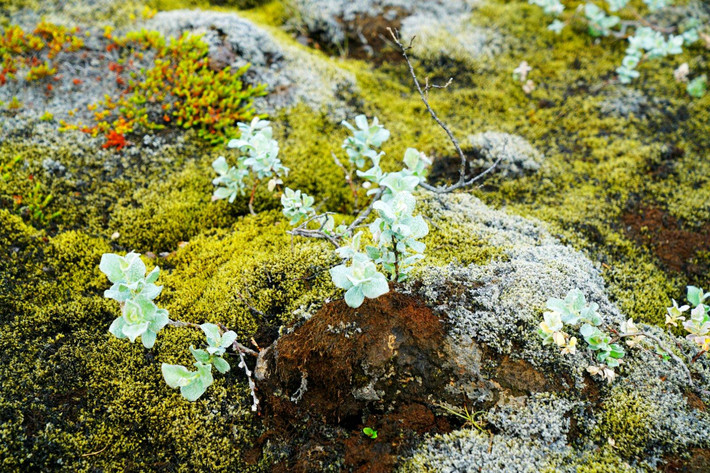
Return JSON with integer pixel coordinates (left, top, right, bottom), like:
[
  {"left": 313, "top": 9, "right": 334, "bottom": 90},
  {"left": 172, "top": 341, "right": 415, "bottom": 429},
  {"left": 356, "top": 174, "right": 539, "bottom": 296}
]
[{"left": 387, "top": 27, "right": 503, "bottom": 193}]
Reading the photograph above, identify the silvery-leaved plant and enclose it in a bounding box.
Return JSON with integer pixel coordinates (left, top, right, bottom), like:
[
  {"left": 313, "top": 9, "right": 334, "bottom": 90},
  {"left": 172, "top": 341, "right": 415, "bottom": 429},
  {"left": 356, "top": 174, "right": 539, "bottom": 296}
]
[
  {"left": 229, "top": 116, "right": 271, "bottom": 146},
  {"left": 281, "top": 187, "right": 316, "bottom": 225},
  {"left": 213, "top": 117, "right": 289, "bottom": 207},
  {"left": 538, "top": 289, "right": 624, "bottom": 383},
  {"left": 109, "top": 296, "right": 170, "bottom": 349},
  {"left": 212, "top": 156, "right": 249, "bottom": 203},
  {"left": 188, "top": 323, "right": 237, "bottom": 374},
  {"left": 402, "top": 147, "right": 432, "bottom": 179},
  {"left": 101, "top": 252, "right": 257, "bottom": 403},
  {"left": 367, "top": 190, "right": 429, "bottom": 281},
  {"left": 161, "top": 361, "right": 214, "bottom": 402},
  {"left": 529, "top": 0, "right": 564, "bottom": 16},
  {"left": 284, "top": 115, "right": 431, "bottom": 308},
  {"left": 342, "top": 115, "right": 390, "bottom": 168},
  {"left": 161, "top": 323, "right": 241, "bottom": 401},
  {"left": 579, "top": 324, "right": 625, "bottom": 368},
  {"left": 687, "top": 75, "right": 707, "bottom": 98},
  {"left": 101, "top": 251, "right": 162, "bottom": 302},
  {"left": 100, "top": 252, "right": 170, "bottom": 348},
  {"left": 584, "top": 3, "right": 619, "bottom": 37},
  {"left": 528, "top": 0, "right": 705, "bottom": 84},
  {"left": 330, "top": 252, "right": 390, "bottom": 308},
  {"left": 670, "top": 286, "right": 710, "bottom": 352}
]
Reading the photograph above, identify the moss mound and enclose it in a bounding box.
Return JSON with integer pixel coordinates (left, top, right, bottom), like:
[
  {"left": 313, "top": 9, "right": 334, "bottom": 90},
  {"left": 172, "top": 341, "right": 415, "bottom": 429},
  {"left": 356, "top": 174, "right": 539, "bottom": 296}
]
[{"left": 1, "top": 0, "right": 710, "bottom": 471}]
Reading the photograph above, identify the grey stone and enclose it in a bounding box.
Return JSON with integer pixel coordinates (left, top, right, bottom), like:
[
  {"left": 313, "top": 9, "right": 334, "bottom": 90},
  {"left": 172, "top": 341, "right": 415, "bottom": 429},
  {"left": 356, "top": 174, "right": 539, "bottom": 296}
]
[
  {"left": 468, "top": 132, "right": 544, "bottom": 177},
  {"left": 286, "top": 0, "right": 504, "bottom": 63},
  {"left": 399, "top": 192, "right": 710, "bottom": 471}
]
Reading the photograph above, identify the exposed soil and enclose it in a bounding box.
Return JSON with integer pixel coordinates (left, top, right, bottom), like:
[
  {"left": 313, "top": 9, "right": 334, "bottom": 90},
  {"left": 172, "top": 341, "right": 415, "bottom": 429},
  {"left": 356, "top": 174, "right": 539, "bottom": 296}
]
[
  {"left": 662, "top": 448, "right": 710, "bottom": 473},
  {"left": 621, "top": 203, "right": 710, "bottom": 279},
  {"left": 254, "top": 290, "right": 453, "bottom": 472},
  {"left": 295, "top": 9, "right": 407, "bottom": 65},
  {"left": 252, "top": 290, "right": 568, "bottom": 472},
  {"left": 427, "top": 148, "right": 492, "bottom": 188}
]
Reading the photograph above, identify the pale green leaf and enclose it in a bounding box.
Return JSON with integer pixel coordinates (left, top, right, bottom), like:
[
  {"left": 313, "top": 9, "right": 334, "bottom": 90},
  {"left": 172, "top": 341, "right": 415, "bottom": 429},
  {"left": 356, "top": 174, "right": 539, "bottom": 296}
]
[
  {"left": 212, "top": 357, "right": 231, "bottom": 374},
  {"left": 220, "top": 331, "right": 237, "bottom": 348},
  {"left": 162, "top": 363, "right": 194, "bottom": 388},
  {"left": 141, "top": 330, "right": 157, "bottom": 349},
  {"left": 345, "top": 286, "right": 365, "bottom": 308},
  {"left": 99, "top": 253, "right": 124, "bottom": 283}
]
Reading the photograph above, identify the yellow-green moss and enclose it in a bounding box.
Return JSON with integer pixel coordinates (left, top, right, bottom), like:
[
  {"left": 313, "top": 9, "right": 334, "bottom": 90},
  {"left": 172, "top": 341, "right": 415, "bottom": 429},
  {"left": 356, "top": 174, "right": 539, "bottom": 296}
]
[
  {"left": 0, "top": 209, "right": 46, "bottom": 311},
  {"left": 595, "top": 388, "right": 654, "bottom": 459},
  {"left": 319, "top": 0, "right": 710, "bottom": 325},
  {"left": 162, "top": 210, "right": 337, "bottom": 337},
  {"left": 418, "top": 197, "right": 506, "bottom": 268},
  {"left": 0, "top": 209, "right": 339, "bottom": 471},
  {"left": 2, "top": 0, "right": 709, "bottom": 470},
  {"left": 567, "top": 448, "right": 637, "bottom": 473},
  {"left": 110, "top": 158, "right": 242, "bottom": 253}
]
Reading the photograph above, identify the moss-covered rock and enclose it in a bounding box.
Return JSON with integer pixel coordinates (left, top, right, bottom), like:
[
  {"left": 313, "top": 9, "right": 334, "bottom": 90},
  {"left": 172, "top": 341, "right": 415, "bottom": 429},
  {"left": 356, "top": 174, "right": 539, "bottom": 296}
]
[
  {"left": 399, "top": 193, "right": 710, "bottom": 471},
  {"left": 2, "top": 0, "right": 710, "bottom": 471}
]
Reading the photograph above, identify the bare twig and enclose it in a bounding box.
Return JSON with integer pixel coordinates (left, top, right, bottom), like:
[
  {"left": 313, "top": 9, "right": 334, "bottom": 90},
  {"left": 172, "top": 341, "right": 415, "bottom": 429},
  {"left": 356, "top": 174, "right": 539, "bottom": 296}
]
[
  {"left": 288, "top": 227, "right": 340, "bottom": 248},
  {"left": 248, "top": 180, "right": 259, "bottom": 215},
  {"left": 288, "top": 211, "right": 342, "bottom": 247},
  {"left": 691, "top": 350, "right": 707, "bottom": 364},
  {"left": 388, "top": 27, "right": 502, "bottom": 194},
  {"left": 424, "top": 76, "right": 453, "bottom": 101},
  {"left": 168, "top": 320, "right": 201, "bottom": 329},
  {"left": 233, "top": 342, "right": 260, "bottom": 412},
  {"left": 81, "top": 444, "right": 110, "bottom": 457},
  {"left": 347, "top": 187, "right": 383, "bottom": 232},
  {"left": 391, "top": 234, "right": 400, "bottom": 281}
]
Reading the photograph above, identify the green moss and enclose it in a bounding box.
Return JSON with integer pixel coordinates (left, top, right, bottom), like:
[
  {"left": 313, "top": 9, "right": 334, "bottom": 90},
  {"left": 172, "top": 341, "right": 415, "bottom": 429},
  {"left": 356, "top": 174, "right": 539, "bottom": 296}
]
[
  {"left": 110, "top": 158, "right": 242, "bottom": 253},
  {"left": 595, "top": 388, "right": 654, "bottom": 459},
  {"left": 417, "top": 196, "right": 506, "bottom": 268},
  {"left": 0, "top": 209, "right": 45, "bottom": 311},
  {"left": 44, "top": 231, "right": 112, "bottom": 295},
  {"left": 162, "top": 210, "right": 337, "bottom": 338},
  {"left": 273, "top": 104, "right": 355, "bottom": 213},
  {"left": 2, "top": 0, "right": 709, "bottom": 470},
  {"left": 0, "top": 208, "right": 339, "bottom": 471},
  {"left": 325, "top": 0, "right": 709, "bottom": 325},
  {"left": 567, "top": 448, "right": 637, "bottom": 473}
]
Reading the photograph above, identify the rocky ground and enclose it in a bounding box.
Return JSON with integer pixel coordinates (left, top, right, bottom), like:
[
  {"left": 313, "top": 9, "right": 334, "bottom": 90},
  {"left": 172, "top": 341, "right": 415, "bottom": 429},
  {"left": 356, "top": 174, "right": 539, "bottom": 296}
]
[{"left": 1, "top": 0, "right": 709, "bottom": 472}]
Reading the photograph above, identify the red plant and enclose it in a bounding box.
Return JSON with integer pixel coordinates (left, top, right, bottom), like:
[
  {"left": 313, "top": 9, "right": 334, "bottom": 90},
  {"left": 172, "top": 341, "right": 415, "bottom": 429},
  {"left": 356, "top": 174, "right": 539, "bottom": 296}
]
[
  {"left": 72, "top": 78, "right": 82, "bottom": 85},
  {"left": 102, "top": 130, "right": 128, "bottom": 151}
]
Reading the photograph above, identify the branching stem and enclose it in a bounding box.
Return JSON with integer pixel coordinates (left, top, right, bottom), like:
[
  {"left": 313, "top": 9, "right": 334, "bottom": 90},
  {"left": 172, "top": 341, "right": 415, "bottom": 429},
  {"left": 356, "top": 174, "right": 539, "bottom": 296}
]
[
  {"left": 168, "top": 320, "right": 258, "bottom": 357},
  {"left": 387, "top": 27, "right": 502, "bottom": 194},
  {"left": 248, "top": 180, "right": 259, "bottom": 215}
]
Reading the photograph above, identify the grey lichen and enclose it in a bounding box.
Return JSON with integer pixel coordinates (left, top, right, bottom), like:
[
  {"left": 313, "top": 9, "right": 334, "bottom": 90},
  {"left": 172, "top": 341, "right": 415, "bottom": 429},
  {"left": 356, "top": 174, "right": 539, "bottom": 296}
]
[
  {"left": 486, "top": 393, "right": 581, "bottom": 450},
  {"left": 468, "top": 132, "right": 544, "bottom": 177},
  {"left": 399, "top": 429, "right": 569, "bottom": 473},
  {"left": 285, "top": 0, "right": 503, "bottom": 63},
  {"left": 401, "top": 192, "right": 710, "bottom": 471},
  {"left": 413, "top": 192, "right": 624, "bottom": 386},
  {"left": 400, "top": 8, "right": 505, "bottom": 65}
]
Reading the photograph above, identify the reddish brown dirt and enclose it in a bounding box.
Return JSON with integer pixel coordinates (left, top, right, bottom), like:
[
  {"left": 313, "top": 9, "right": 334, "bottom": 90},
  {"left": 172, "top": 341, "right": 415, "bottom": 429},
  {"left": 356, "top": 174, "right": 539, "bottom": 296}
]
[
  {"left": 621, "top": 204, "right": 710, "bottom": 278},
  {"left": 255, "top": 291, "right": 453, "bottom": 472},
  {"left": 253, "top": 290, "right": 569, "bottom": 472},
  {"left": 662, "top": 448, "right": 710, "bottom": 473}
]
